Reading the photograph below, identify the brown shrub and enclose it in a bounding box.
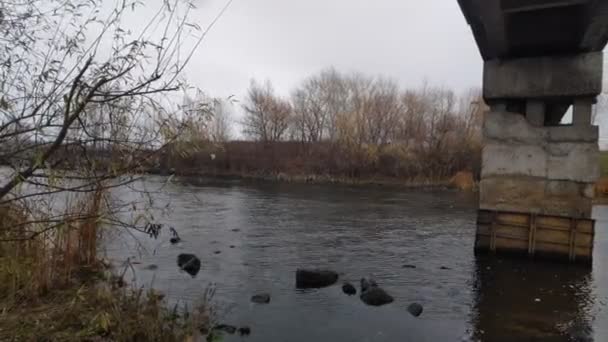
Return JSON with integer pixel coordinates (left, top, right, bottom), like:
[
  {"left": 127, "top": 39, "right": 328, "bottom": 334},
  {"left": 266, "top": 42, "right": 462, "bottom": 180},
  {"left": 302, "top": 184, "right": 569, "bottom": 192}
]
[{"left": 449, "top": 171, "right": 476, "bottom": 191}]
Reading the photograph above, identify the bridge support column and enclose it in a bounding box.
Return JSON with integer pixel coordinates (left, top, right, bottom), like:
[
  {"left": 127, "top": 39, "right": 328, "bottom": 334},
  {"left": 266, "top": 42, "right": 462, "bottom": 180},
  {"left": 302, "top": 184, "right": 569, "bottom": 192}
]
[{"left": 475, "top": 52, "right": 603, "bottom": 263}]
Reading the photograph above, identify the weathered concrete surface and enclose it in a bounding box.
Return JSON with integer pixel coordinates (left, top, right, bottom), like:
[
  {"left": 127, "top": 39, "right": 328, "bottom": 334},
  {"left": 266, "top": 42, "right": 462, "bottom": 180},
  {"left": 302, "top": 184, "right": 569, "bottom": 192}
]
[
  {"left": 483, "top": 52, "right": 604, "bottom": 100},
  {"left": 547, "top": 143, "right": 600, "bottom": 183},
  {"left": 480, "top": 111, "right": 599, "bottom": 218},
  {"left": 480, "top": 176, "right": 594, "bottom": 218},
  {"left": 547, "top": 125, "right": 599, "bottom": 143},
  {"left": 482, "top": 144, "right": 546, "bottom": 178},
  {"left": 479, "top": 176, "right": 546, "bottom": 214},
  {"left": 526, "top": 100, "right": 546, "bottom": 126},
  {"left": 484, "top": 112, "right": 546, "bottom": 144}
]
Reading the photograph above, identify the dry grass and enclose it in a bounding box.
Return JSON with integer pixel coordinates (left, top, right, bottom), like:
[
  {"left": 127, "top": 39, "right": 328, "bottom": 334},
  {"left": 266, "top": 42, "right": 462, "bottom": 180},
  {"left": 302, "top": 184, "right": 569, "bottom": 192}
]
[
  {"left": 162, "top": 140, "right": 481, "bottom": 186},
  {"left": 0, "top": 280, "right": 199, "bottom": 341},
  {"left": 0, "top": 186, "right": 105, "bottom": 302},
  {"left": 0, "top": 186, "right": 210, "bottom": 341},
  {"left": 601, "top": 151, "right": 608, "bottom": 176}
]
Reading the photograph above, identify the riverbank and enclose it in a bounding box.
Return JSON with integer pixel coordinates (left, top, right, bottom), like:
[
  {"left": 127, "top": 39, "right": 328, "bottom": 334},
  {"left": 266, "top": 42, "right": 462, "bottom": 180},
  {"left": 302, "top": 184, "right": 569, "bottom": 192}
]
[
  {"left": 0, "top": 198, "right": 211, "bottom": 341},
  {"left": 151, "top": 169, "right": 478, "bottom": 191},
  {"left": 0, "top": 266, "right": 205, "bottom": 341}
]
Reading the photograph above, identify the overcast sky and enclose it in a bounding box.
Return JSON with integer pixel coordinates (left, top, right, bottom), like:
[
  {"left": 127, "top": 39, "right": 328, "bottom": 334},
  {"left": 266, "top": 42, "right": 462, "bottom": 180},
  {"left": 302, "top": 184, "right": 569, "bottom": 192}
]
[
  {"left": 129, "top": 0, "right": 607, "bottom": 141},
  {"left": 182, "top": 0, "right": 482, "bottom": 99}
]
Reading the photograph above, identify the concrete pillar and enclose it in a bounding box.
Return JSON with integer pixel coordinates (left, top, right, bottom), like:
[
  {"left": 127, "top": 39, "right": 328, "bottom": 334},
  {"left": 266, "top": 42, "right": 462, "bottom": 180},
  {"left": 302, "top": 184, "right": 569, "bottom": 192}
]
[
  {"left": 476, "top": 111, "right": 599, "bottom": 262},
  {"left": 573, "top": 98, "right": 593, "bottom": 126},
  {"left": 526, "top": 100, "right": 545, "bottom": 126},
  {"left": 480, "top": 111, "right": 599, "bottom": 218},
  {"left": 478, "top": 52, "right": 604, "bottom": 263},
  {"left": 490, "top": 101, "right": 506, "bottom": 112}
]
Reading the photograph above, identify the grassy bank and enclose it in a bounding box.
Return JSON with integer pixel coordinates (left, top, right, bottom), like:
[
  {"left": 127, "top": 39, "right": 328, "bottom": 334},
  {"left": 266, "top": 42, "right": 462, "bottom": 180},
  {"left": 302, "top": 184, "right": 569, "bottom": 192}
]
[
  {"left": 154, "top": 140, "right": 480, "bottom": 191},
  {"left": 0, "top": 271, "right": 203, "bottom": 341},
  {"left": 168, "top": 169, "right": 462, "bottom": 190}
]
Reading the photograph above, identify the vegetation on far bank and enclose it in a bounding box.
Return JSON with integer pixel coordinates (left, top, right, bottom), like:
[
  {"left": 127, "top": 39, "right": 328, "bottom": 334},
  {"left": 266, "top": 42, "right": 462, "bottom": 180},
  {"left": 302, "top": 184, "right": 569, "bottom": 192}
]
[
  {"left": 600, "top": 151, "right": 608, "bottom": 176},
  {"left": 160, "top": 70, "right": 485, "bottom": 186}
]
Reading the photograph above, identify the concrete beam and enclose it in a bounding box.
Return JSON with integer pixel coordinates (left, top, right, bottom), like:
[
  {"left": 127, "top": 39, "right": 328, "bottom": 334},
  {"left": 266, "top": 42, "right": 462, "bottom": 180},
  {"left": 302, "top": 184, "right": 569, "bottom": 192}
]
[
  {"left": 460, "top": 0, "right": 608, "bottom": 61},
  {"left": 480, "top": 1, "right": 508, "bottom": 59},
  {"left": 548, "top": 125, "right": 599, "bottom": 142},
  {"left": 483, "top": 52, "right": 604, "bottom": 100},
  {"left": 581, "top": 0, "right": 608, "bottom": 51},
  {"left": 501, "top": 0, "right": 588, "bottom": 13}
]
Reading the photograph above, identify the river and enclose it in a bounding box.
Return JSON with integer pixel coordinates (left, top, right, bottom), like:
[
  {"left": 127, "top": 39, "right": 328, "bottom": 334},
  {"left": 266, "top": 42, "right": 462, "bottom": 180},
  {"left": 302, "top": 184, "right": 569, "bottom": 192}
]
[{"left": 104, "top": 175, "right": 608, "bottom": 341}]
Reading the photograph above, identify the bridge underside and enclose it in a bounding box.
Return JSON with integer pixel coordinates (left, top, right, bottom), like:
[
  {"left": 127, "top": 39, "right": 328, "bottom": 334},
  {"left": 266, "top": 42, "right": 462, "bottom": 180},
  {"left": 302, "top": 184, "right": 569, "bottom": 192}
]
[{"left": 458, "top": 0, "right": 608, "bottom": 262}]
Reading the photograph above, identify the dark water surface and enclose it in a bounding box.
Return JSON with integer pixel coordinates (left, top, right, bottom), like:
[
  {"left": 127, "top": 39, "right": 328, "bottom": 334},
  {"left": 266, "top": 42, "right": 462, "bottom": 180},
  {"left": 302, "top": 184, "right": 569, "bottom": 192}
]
[{"left": 105, "top": 176, "right": 608, "bottom": 341}]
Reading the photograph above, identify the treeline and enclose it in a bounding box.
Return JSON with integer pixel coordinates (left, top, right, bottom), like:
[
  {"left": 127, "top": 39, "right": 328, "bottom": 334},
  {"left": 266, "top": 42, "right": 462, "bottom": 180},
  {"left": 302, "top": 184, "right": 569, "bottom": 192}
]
[{"left": 164, "top": 68, "right": 486, "bottom": 183}]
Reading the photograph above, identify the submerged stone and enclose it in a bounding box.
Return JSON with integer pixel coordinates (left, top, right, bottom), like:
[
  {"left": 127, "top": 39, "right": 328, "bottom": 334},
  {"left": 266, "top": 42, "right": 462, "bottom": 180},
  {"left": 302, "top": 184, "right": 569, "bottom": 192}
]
[
  {"left": 407, "top": 303, "right": 424, "bottom": 317},
  {"left": 295, "top": 269, "right": 339, "bottom": 289},
  {"left": 342, "top": 282, "right": 357, "bottom": 296}
]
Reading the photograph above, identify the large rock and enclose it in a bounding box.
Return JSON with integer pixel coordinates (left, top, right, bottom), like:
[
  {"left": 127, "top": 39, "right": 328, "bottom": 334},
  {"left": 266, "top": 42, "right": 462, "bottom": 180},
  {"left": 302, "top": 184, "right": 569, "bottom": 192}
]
[
  {"left": 360, "top": 287, "right": 394, "bottom": 306},
  {"left": 177, "top": 253, "right": 201, "bottom": 277},
  {"left": 295, "top": 269, "right": 339, "bottom": 289},
  {"left": 359, "top": 277, "right": 393, "bottom": 306}
]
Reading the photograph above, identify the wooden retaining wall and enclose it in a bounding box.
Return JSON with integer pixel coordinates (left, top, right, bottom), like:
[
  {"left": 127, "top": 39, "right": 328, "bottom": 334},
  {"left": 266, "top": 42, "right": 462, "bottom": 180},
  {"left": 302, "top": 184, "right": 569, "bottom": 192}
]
[{"left": 475, "top": 210, "right": 594, "bottom": 264}]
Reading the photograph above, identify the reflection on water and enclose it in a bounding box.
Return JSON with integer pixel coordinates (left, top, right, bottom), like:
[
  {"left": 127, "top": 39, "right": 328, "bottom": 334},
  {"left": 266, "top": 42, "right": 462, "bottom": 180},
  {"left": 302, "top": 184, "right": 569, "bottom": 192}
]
[
  {"left": 104, "top": 176, "right": 608, "bottom": 341},
  {"left": 471, "top": 256, "right": 593, "bottom": 341}
]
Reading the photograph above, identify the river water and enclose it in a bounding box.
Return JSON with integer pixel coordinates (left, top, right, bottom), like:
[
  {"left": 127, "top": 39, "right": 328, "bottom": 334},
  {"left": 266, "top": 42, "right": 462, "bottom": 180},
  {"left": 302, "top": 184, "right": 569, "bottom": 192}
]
[{"left": 104, "top": 175, "right": 608, "bottom": 341}]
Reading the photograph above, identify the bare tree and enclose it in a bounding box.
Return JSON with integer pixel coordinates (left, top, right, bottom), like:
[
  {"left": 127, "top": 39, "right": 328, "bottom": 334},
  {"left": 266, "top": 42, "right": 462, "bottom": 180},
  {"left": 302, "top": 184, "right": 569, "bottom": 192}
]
[
  {"left": 242, "top": 80, "right": 291, "bottom": 142},
  {"left": 210, "top": 99, "right": 233, "bottom": 143},
  {"left": 363, "top": 78, "right": 402, "bottom": 145},
  {"left": 0, "top": 0, "right": 233, "bottom": 242},
  {"left": 290, "top": 68, "right": 351, "bottom": 143}
]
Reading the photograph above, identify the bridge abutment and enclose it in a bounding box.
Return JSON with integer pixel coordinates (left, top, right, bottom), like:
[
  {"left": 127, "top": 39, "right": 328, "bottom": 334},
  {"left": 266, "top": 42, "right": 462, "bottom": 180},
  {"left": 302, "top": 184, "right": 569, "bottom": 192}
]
[
  {"left": 458, "top": 0, "right": 608, "bottom": 262},
  {"left": 475, "top": 52, "right": 602, "bottom": 262}
]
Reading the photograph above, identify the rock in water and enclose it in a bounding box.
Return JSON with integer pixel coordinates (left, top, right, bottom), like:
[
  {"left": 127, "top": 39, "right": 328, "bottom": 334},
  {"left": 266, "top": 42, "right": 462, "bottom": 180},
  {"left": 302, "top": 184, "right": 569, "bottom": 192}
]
[
  {"left": 295, "top": 269, "right": 339, "bottom": 289},
  {"left": 214, "top": 324, "right": 237, "bottom": 334},
  {"left": 177, "top": 253, "right": 201, "bottom": 277},
  {"left": 251, "top": 293, "right": 271, "bottom": 304},
  {"left": 360, "top": 287, "right": 394, "bottom": 306},
  {"left": 360, "top": 277, "right": 378, "bottom": 293},
  {"left": 169, "top": 237, "right": 181, "bottom": 244},
  {"left": 407, "top": 303, "right": 424, "bottom": 317},
  {"left": 342, "top": 282, "right": 357, "bottom": 296},
  {"left": 238, "top": 326, "right": 251, "bottom": 336},
  {"left": 144, "top": 264, "right": 158, "bottom": 271}
]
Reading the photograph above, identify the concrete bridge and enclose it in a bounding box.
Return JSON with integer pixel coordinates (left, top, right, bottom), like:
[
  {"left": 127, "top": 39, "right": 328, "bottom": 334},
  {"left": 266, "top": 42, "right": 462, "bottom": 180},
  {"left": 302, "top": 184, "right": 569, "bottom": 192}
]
[{"left": 458, "top": 0, "right": 608, "bottom": 262}]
